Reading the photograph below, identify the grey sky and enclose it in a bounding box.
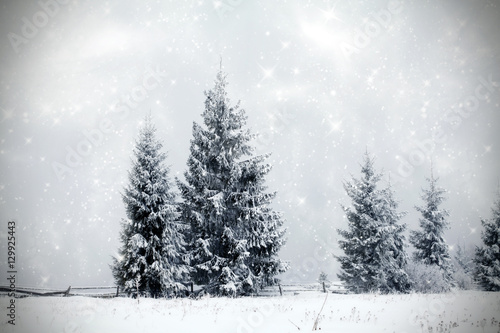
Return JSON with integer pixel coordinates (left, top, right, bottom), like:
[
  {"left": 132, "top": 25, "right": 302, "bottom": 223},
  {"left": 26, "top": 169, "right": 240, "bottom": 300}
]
[{"left": 1, "top": 0, "right": 499, "bottom": 287}]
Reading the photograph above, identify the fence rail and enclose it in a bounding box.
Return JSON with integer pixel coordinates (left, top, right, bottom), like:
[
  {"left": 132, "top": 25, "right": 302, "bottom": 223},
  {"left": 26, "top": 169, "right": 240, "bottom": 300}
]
[
  {"left": 259, "top": 283, "right": 348, "bottom": 296},
  {"left": 0, "top": 285, "right": 121, "bottom": 298},
  {"left": 0, "top": 283, "right": 347, "bottom": 298}
]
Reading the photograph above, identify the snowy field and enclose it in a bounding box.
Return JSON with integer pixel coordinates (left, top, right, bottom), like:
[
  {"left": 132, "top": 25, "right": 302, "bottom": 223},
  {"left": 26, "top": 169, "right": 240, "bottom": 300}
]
[{"left": 2, "top": 290, "right": 499, "bottom": 333}]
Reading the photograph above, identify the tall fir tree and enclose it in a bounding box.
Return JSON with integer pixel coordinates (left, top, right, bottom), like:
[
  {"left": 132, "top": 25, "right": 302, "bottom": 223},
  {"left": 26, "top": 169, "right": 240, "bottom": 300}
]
[
  {"left": 178, "top": 69, "right": 287, "bottom": 296},
  {"left": 112, "top": 117, "right": 190, "bottom": 297},
  {"left": 474, "top": 192, "right": 500, "bottom": 291},
  {"left": 336, "top": 152, "right": 411, "bottom": 293},
  {"left": 410, "top": 170, "right": 455, "bottom": 289}
]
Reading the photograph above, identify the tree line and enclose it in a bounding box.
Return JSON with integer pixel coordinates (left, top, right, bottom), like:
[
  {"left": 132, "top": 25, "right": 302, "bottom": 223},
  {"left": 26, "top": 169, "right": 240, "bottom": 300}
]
[
  {"left": 336, "top": 152, "right": 500, "bottom": 294},
  {"left": 111, "top": 69, "right": 500, "bottom": 297}
]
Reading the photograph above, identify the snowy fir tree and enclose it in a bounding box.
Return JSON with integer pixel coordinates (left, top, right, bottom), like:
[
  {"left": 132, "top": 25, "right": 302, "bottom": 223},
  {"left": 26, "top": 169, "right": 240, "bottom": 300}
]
[
  {"left": 378, "top": 181, "right": 412, "bottom": 293},
  {"left": 410, "top": 170, "right": 455, "bottom": 290},
  {"left": 177, "top": 69, "right": 288, "bottom": 296},
  {"left": 112, "top": 117, "right": 190, "bottom": 297},
  {"left": 474, "top": 193, "right": 500, "bottom": 291},
  {"left": 336, "top": 152, "right": 411, "bottom": 293}
]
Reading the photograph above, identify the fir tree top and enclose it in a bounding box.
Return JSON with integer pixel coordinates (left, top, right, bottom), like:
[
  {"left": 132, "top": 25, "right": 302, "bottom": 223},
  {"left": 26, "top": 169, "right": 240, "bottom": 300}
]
[
  {"left": 202, "top": 70, "right": 253, "bottom": 162},
  {"left": 342, "top": 152, "right": 383, "bottom": 221},
  {"left": 124, "top": 117, "right": 174, "bottom": 222},
  {"left": 414, "top": 172, "right": 450, "bottom": 236}
]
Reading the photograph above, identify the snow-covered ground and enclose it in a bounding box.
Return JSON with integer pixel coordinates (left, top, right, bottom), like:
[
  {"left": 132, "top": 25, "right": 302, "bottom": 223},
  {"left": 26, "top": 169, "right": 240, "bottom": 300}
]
[{"left": 2, "top": 290, "right": 499, "bottom": 333}]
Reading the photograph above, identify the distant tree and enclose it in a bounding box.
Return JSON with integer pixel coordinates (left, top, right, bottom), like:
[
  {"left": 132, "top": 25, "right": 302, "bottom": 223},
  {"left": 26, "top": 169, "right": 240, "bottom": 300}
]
[
  {"left": 112, "top": 117, "right": 190, "bottom": 297},
  {"left": 318, "top": 271, "right": 331, "bottom": 289},
  {"left": 336, "top": 152, "right": 411, "bottom": 293},
  {"left": 453, "top": 243, "right": 474, "bottom": 290},
  {"left": 178, "top": 69, "right": 288, "bottom": 296},
  {"left": 474, "top": 193, "right": 500, "bottom": 291},
  {"left": 455, "top": 243, "right": 473, "bottom": 274},
  {"left": 410, "top": 171, "right": 455, "bottom": 290}
]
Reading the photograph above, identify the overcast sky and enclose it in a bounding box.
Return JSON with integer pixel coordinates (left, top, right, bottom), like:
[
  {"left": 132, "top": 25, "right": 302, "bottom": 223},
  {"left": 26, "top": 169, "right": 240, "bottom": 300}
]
[{"left": 1, "top": 0, "right": 499, "bottom": 288}]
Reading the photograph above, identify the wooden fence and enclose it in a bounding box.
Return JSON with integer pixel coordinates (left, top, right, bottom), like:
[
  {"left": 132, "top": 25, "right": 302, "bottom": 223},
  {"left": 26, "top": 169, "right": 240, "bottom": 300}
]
[
  {"left": 0, "top": 283, "right": 347, "bottom": 298},
  {"left": 258, "top": 282, "right": 348, "bottom": 296},
  {"left": 0, "top": 285, "right": 121, "bottom": 298}
]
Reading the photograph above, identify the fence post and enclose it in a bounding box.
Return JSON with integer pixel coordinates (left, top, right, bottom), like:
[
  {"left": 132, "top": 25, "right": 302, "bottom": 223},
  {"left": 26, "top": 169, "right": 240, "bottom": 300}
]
[
  {"left": 323, "top": 281, "right": 326, "bottom": 293},
  {"left": 278, "top": 284, "right": 283, "bottom": 296},
  {"left": 136, "top": 280, "right": 140, "bottom": 304},
  {"left": 115, "top": 286, "right": 119, "bottom": 297},
  {"left": 64, "top": 286, "right": 71, "bottom": 297},
  {"left": 190, "top": 282, "right": 194, "bottom": 294}
]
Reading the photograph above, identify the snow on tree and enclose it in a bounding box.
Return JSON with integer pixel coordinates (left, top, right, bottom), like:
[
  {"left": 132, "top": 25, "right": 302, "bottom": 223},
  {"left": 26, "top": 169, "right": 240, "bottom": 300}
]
[
  {"left": 111, "top": 117, "right": 190, "bottom": 297},
  {"left": 410, "top": 170, "right": 455, "bottom": 290},
  {"left": 474, "top": 193, "right": 500, "bottom": 291},
  {"left": 406, "top": 260, "right": 452, "bottom": 293},
  {"left": 177, "top": 69, "right": 288, "bottom": 296},
  {"left": 336, "top": 152, "right": 411, "bottom": 293}
]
